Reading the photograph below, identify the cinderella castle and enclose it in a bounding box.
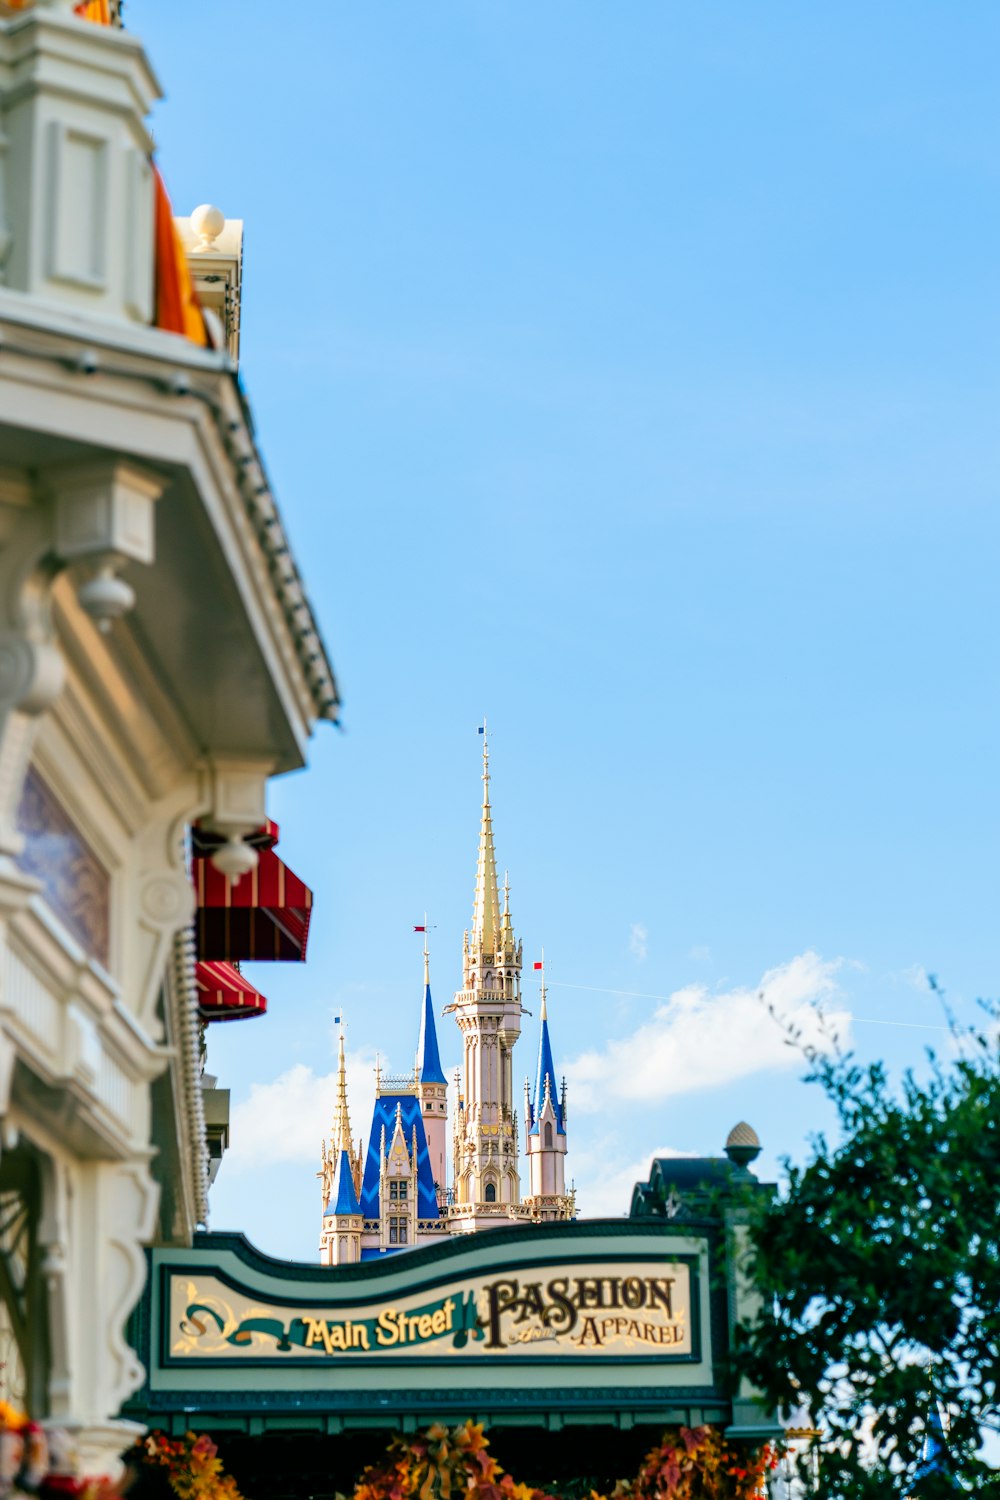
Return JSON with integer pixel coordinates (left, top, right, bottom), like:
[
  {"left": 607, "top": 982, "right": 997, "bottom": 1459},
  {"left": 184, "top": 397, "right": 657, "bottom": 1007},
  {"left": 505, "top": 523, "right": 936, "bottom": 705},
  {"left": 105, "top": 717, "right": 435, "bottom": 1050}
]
[{"left": 317, "top": 735, "right": 574, "bottom": 1263}]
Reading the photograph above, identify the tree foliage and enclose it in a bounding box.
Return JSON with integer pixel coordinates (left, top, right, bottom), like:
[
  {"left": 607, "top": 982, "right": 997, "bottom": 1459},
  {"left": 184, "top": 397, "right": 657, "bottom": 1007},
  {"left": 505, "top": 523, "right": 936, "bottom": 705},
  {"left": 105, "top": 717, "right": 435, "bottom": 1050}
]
[{"left": 736, "top": 994, "right": 999, "bottom": 1496}]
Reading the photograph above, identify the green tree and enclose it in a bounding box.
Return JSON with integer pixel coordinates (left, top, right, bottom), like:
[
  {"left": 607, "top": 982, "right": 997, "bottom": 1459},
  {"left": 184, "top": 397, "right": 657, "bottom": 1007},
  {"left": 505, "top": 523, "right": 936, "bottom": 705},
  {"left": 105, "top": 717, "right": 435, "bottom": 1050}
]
[{"left": 736, "top": 994, "right": 999, "bottom": 1497}]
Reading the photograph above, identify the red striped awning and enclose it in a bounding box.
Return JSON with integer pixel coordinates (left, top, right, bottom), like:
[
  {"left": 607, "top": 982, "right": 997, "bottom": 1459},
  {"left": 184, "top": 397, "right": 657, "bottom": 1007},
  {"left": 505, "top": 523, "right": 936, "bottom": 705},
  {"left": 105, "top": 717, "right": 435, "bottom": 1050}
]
[
  {"left": 196, "top": 960, "right": 268, "bottom": 1023},
  {"left": 192, "top": 820, "right": 312, "bottom": 963}
]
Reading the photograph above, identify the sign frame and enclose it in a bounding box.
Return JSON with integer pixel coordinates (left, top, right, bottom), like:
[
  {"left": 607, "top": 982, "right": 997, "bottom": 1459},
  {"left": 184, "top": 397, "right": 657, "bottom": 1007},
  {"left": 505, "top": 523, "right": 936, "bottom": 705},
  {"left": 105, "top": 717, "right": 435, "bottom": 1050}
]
[
  {"left": 158, "top": 1249, "right": 703, "bottom": 1371},
  {"left": 128, "top": 1219, "right": 736, "bottom": 1435}
]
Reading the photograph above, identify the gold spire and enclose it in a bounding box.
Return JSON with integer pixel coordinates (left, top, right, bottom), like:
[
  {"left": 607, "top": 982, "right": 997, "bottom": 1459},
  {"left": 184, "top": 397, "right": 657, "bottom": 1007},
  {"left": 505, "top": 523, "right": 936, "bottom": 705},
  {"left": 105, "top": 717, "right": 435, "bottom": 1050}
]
[
  {"left": 471, "top": 724, "right": 501, "bottom": 954},
  {"left": 330, "top": 1016, "right": 353, "bottom": 1159},
  {"left": 501, "top": 869, "right": 517, "bottom": 960}
]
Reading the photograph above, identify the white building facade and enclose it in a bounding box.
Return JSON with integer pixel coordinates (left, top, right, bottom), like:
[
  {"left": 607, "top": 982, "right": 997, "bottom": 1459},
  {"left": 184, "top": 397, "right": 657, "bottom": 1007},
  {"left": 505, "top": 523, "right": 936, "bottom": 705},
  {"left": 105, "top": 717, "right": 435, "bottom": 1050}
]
[{"left": 0, "top": 0, "right": 336, "bottom": 1480}]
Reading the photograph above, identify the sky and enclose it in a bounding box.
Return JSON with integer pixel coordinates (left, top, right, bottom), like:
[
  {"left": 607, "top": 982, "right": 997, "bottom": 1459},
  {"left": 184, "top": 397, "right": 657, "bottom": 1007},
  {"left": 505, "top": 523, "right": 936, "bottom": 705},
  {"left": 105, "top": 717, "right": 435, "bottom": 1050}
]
[{"left": 134, "top": 2, "right": 999, "bottom": 1261}]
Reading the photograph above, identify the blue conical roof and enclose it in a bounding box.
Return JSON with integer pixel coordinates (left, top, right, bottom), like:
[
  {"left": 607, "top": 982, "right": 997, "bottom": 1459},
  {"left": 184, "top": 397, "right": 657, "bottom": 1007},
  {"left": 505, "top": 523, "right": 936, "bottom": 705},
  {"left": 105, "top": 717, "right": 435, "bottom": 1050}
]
[
  {"left": 416, "top": 981, "right": 446, "bottom": 1085},
  {"left": 324, "top": 1147, "right": 361, "bottom": 1217},
  {"left": 530, "top": 1002, "right": 564, "bottom": 1135}
]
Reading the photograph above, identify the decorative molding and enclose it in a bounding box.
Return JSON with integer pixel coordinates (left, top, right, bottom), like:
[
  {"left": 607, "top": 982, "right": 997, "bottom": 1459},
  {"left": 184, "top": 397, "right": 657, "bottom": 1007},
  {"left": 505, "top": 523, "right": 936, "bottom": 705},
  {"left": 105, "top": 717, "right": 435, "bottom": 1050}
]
[
  {"left": 0, "top": 5, "right": 160, "bottom": 323},
  {"left": 46, "top": 121, "right": 109, "bottom": 292},
  {"left": 0, "top": 1032, "right": 16, "bottom": 1116},
  {"left": 105, "top": 1158, "right": 159, "bottom": 1414},
  {"left": 126, "top": 796, "right": 199, "bottom": 1034},
  {"left": 2, "top": 946, "right": 61, "bottom": 1060},
  {"left": 137, "top": 1383, "right": 728, "bottom": 1415},
  {"left": 37, "top": 1148, "right": 72, "bottom": 1418},
  {"left": 49, "top": 584, "right": 195, "bottom": 817},
  {"left": 139, "top": 874, "right": 192, "bottom": 928},
  {"left": 200, "top": 760, "right": 272, "bottom": 877},
  {"left": 190, "top": 1219, "right": 712, "bottom": 1287},
  {"left": 0, "top": 480, "right": 64, "bottom": 855},
  {"left": 123, "top": 148, "right": 153, "bottom": 323},
  {"left": 51, "top": 460, "right": 160, "bottom": 568},
  {"left": 47, "top": 459, "right": 165, "bottom": 632},
  {"left": 0, "top": 295, "right": 337, "bottom": 753},
  {"left": 166, "top": 925, "right": 209, "bottom": 1229}
]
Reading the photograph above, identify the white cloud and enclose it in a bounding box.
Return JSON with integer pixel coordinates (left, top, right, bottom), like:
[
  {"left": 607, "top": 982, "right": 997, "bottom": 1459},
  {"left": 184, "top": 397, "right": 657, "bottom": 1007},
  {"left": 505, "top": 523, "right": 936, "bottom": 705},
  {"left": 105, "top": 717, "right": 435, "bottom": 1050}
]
[
  {"left": 224, "top": 1047, "right": 377, "bottom": 1172},
  {"left": 564, "top": 951, "right": 851, "bottom": 1111},
  {"left": 689, "top": 945, "right": 712, "bottom": 962},
  {"left": 629, "top": 922, "right": 648, "bottom": 962},
  {"left": 569, "top": 1143, "right": 699, "bottom": 1218}
]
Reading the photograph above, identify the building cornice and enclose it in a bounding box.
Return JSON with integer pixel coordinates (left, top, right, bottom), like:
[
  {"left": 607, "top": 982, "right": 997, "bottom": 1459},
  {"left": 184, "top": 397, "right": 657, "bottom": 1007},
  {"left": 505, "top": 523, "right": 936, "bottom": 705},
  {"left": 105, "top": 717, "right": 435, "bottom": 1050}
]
[{"left": 0, "top": 292, "right": 339, "bottom": 765}]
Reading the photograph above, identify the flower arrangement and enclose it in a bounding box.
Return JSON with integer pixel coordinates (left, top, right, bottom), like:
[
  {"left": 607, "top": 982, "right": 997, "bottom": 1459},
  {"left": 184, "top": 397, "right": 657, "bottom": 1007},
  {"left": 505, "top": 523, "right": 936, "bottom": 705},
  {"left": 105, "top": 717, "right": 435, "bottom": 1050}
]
[
  {"left": 0, "top": 1402, "right": 49, "bottom": 1500},
  {"left": 0, "top": 1413, "right": 779, "bottom": 1500},
  {"left": 0, "top": 1416, "right": 246, "bottom": 1500},
  {"left": 628, "top": 1427, "right": 780, "bottom": 1500},
  {"left": 352, "top": 1421, "right": 546, "bottom": 1500},
  {"left": 0, "top": 1401, "right": 116, "bottom": 1500},
  {"left": 349, "top": 1421, "right": 781, "bottom": 1500},
  {"left": 135, "top": 1434, "right": 244, "bottom": 1500}
]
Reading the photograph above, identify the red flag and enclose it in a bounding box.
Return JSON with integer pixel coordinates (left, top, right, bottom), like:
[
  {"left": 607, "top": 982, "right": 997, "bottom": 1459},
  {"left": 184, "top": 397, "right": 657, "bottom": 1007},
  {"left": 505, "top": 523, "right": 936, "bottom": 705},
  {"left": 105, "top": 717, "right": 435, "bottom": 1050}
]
[
  {"left": 413, "top": 925, "right": 426, "bottom": 932},
  {"left": 533, "top": 961, "right": 543, "bottom": 970}
]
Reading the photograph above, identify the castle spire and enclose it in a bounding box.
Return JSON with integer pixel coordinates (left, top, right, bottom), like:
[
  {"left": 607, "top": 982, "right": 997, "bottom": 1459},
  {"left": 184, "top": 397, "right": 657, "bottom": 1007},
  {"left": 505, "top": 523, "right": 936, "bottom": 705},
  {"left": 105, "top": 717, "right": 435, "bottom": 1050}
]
[
  {"left": 500, "top": 869, "right": 517, "bottom": 960},
  {"left": 318, "top": 1013, "right": 364, "bottom": 1262},
  {"left": 416, "top": 935, "right": 446, "bottom": 1086},
  {"left": 471, "top": 724, "right": 501, "bottom": 954},
  {"left": 330, "top": 1016, "right": 353, "bottom": 1158},
  {"left": 531, "top": 967, "right": 564, "bottom": 1135}
]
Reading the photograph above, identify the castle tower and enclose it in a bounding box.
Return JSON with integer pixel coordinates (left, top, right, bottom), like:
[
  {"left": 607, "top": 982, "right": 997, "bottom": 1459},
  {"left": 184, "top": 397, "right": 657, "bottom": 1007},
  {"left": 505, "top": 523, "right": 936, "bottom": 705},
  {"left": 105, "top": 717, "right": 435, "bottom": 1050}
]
[
  {"left": 415, "top": 937, "right": 448, "bottom": 1205},
  {"left": 451, "top": 733, "right": 523, "bottom": 1229},
  {"left": 378, "top": 1105, "right": 420, "bottom": 1251},
  {"left": 318, "top": 1021, "right": 364, "bottom": 1264},
  {"left": 523, "top": 976, "right": 574, "bottom": 1221},
  {"left": 353, "top": 1002, "right": 449, "bottom": 1261},
  {"left": 316, "top": 727, "right": 571, "bottom": 1260}
]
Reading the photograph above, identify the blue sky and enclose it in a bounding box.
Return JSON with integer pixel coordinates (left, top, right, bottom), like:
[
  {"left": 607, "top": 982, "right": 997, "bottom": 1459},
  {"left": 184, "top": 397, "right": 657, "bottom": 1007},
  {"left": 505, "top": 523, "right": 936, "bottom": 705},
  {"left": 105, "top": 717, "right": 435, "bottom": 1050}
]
[{"left": 136, "top": 2, "right": 999, "bottom": 1259}]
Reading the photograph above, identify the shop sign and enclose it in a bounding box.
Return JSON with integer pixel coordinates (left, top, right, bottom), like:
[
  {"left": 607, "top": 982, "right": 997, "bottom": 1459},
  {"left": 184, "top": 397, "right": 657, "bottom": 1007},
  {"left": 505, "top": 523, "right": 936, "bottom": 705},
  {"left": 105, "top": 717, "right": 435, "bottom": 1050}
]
[{"left": 166, "top": 1258, "right": 695, "bottom": 1362}]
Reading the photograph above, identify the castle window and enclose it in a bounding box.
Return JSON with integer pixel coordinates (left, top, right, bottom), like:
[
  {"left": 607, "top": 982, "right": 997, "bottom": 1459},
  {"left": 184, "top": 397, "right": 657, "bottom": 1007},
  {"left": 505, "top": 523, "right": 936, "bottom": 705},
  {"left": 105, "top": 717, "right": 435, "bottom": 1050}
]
[
  {"left": 544, "top": 1122, "right": 553, "bottom": 1148},
  {"left": 389, "top": 1217, "right": 408, "bottom": 1245},
  {"left": 484, "top": 1182, "right": 497, "bottom": 1203},
  {"left": 389, "top": 1180, "right": 408, "bottom": 1202}
]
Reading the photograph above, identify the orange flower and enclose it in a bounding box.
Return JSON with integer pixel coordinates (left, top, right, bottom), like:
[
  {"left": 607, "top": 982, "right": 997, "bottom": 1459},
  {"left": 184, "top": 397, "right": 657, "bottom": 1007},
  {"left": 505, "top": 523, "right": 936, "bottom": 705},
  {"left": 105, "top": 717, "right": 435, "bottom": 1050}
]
[{"left": 0, "top": 1400, "right": 26, "bottom": 1432}]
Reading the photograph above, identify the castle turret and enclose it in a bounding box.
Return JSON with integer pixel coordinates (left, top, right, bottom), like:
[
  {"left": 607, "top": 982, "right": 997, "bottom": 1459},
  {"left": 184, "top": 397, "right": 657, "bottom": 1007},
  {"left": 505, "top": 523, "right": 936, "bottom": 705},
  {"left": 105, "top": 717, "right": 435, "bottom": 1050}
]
[
  {"left": 523, "top": 976, "right": 574, "bottom": 1222},
  {"left": 451, "top": 732, "right": 523, "bottom": 1228},
  {"left": 415, "top": 939, "right": 448, "bottom": 1206}
]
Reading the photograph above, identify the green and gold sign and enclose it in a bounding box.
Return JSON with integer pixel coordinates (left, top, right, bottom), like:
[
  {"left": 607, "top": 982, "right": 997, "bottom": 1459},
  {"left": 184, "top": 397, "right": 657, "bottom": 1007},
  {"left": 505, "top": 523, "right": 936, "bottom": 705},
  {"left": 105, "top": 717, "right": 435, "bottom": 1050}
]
[
  {"left": 168, "top": 1258, "right": 693, "bottom": 1362},
  {"left": 131, "top": 1227, "right": 735, "bottom": 1436}
]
